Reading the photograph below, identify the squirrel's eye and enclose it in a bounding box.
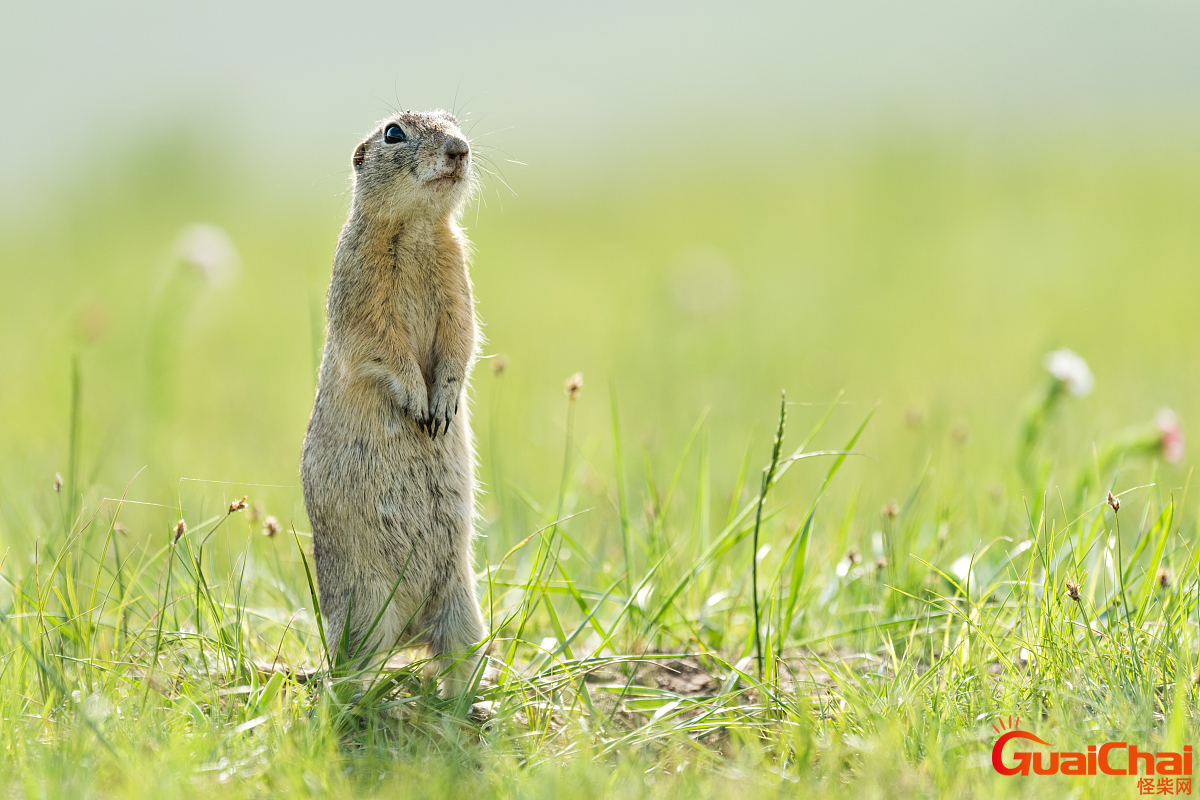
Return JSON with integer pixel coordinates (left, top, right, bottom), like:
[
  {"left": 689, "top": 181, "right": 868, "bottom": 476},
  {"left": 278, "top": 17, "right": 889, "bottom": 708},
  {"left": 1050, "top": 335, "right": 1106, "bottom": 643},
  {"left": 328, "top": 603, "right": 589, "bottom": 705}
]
[{"left": 384, "top": 125, "right": 406, "bottom": 144}]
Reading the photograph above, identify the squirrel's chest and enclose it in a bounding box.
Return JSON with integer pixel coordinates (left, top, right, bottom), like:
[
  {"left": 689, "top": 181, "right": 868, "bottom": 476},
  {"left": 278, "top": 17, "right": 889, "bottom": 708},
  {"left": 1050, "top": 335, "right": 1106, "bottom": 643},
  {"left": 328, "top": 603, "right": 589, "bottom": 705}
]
[
  {"left": 387, "top": 280, "right": 440, "bottom": 354},
  {"left": 385, "top": 242, "right": 444, "bottom": 341}
]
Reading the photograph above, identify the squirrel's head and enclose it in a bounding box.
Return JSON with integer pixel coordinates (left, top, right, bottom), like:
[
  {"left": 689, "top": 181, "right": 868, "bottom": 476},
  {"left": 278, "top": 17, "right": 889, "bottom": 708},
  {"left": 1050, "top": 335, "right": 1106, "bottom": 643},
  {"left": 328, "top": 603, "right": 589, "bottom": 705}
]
[{"left": 350, "top": 110, "right": 473, "bottom": 221}]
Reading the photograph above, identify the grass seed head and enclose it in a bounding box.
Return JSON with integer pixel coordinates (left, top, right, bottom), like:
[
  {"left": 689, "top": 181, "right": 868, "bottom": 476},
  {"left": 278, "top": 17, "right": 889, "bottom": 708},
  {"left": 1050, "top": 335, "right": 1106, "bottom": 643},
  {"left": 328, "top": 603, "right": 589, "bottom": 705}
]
[
  {"left": 113, "top": 522, "right": 127, "bottom": 536},
  {"left": 75, "top": 302, "right": 108, "bottom": 345},
  {"left": 882, "top": 500, "right": 900, "bottom": 520},
  {"left": 53, "top": 473, "right": 63, "bottom": 492},
  {"left": 1158, "top": 568, "right": 1172, "bottom": 590},
  {"left": 874, "top": 557, "right": 888, "bottom": 572},
  {"left": 491, "top": 354, "right": 509, "bottom": 375},
  {"left": 1107, "top": 491, "right": 1120, "bottom": 512},
  {"left": 173, "top": 519, "right": 187, "bottom": 543},
  {"left": 263, "top": 516, "right": 281, "bottom": 538},
  {"left": 846, "top": 547, "right": 862, "bottom": 565},
  {"left": 564, "top": 371, "right": 583, "bottom": 399},
  {"left": 951, "top": 422, "right": 970, "bottom": 446},
  {"left": 228, "top": 496, "right": 247, "bottom": 514},
  {"left": 1066, "top": 580, "right": 1082, "bottom": 602}
]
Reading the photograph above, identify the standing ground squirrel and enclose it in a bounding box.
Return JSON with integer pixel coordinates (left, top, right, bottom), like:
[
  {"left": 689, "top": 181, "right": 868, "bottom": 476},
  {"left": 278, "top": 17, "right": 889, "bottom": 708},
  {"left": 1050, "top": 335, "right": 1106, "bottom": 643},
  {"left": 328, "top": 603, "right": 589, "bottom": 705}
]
[{"left": 301, "top": 110, "right": 485, "bottom": 693}]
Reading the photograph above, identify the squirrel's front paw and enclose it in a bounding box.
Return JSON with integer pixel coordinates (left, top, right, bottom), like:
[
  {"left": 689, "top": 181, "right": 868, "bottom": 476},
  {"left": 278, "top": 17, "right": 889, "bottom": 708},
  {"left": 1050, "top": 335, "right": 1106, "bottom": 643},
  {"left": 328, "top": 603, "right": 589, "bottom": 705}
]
[
  {"left": 401, "top": 388, "right": 430, "bottom": 432},
  {"left": 426, "top": 382, "right": 460, "bottom": 438}
]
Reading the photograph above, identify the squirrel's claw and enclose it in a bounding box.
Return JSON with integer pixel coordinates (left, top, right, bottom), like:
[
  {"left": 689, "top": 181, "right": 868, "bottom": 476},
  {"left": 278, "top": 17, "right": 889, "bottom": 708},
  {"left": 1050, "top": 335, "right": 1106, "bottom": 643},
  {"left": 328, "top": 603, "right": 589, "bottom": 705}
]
[{"left": 426, "top": 388, "right": 458, "bottom": 439}]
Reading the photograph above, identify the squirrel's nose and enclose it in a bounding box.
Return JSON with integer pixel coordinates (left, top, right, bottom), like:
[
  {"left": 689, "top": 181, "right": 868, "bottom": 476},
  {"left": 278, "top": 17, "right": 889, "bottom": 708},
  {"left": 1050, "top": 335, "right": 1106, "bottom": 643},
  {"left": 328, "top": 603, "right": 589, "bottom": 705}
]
[{"left": 445, "top": 137, "right": 469, "bottom": 163}]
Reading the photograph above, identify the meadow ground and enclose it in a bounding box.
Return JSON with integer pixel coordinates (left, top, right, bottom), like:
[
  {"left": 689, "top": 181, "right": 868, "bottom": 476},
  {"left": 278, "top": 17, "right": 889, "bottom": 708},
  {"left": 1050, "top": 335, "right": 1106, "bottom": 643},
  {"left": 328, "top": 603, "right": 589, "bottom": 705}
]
[{"left": 2, "top": 126, "right": 1200, "bottom": 798}]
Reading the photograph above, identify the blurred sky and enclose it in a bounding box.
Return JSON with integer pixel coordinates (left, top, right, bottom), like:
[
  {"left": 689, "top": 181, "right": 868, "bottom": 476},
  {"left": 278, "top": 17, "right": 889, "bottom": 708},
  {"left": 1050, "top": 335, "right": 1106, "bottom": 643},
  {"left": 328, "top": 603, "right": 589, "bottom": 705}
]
[{"left": 3, "top": 0, "right": 1200, "bottom": 203}]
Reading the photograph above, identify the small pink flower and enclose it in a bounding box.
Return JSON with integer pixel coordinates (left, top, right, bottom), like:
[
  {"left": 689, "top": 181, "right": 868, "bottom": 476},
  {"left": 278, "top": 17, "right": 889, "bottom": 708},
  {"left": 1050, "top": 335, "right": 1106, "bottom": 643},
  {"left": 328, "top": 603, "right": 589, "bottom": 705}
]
[{"left": 1156, "top": 408, "right": 1185, "bottom": 464}]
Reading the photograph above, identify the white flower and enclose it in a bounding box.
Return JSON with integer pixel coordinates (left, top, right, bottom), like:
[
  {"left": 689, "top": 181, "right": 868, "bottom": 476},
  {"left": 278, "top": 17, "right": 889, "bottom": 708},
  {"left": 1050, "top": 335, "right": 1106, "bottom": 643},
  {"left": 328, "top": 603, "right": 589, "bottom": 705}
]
[
  {"left": 176, "top": 223, "right": 239, "bottom": 285},
  {"left": 1044, "top": 349, "right": 1094, "bottom": 397}
]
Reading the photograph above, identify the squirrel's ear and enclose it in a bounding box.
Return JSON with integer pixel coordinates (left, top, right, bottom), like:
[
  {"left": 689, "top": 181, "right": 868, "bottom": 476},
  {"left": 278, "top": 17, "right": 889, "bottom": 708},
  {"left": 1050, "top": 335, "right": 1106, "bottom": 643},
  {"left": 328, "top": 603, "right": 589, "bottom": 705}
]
[{"left": 352, "top": 142, "right": 367, "bottom": 170}]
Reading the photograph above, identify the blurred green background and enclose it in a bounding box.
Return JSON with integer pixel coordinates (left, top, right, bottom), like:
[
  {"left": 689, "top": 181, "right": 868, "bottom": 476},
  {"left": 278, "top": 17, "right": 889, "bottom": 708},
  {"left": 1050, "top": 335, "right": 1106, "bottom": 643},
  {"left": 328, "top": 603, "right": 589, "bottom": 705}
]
[{"left": 2, "top": 1, "right": 1200, "bottom": 565}]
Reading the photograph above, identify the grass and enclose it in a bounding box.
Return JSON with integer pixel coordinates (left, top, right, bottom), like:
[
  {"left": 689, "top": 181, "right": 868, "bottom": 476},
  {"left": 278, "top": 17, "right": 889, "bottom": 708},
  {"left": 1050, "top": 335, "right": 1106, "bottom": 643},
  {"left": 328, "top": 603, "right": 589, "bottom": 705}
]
[{"left": 2, "top": 126, "right": 1200, "bottom": 798}]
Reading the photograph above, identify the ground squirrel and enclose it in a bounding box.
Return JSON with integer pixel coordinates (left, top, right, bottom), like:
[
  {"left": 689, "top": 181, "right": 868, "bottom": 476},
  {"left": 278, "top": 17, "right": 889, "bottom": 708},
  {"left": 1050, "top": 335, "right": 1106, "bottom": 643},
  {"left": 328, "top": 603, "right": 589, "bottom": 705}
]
[{"left": 301, "top": 110, "right": 485, "bottom": 693}]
